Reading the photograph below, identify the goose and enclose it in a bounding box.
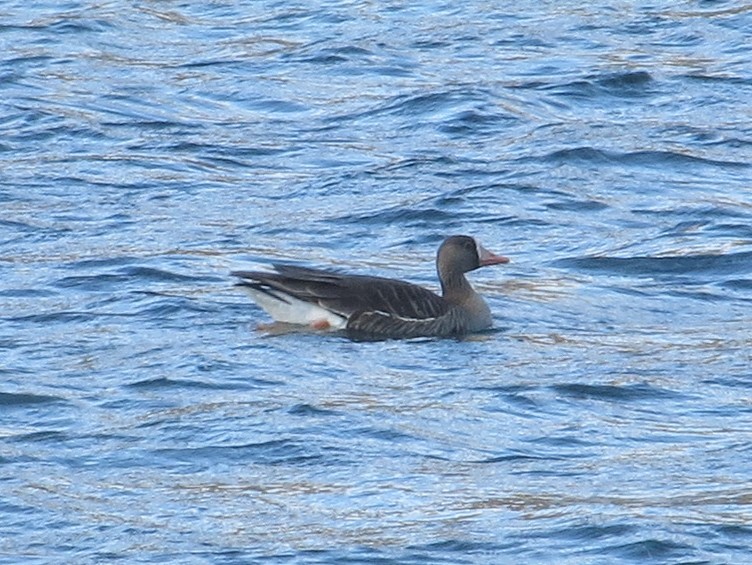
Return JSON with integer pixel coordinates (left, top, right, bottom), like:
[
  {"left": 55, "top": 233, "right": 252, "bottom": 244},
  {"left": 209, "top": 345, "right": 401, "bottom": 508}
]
[{"left": 232, "top": 235, "right": 509, "bottom": 339}]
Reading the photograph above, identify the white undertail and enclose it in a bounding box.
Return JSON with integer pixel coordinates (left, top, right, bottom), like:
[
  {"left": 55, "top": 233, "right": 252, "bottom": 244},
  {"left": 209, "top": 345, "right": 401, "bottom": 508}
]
[{"left": 243, "top": 287, "right": 347, "bottom": 329}]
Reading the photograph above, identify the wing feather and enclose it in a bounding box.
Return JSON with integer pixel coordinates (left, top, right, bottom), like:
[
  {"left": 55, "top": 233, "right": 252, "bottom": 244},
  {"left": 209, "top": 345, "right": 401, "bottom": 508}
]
[
  {"left": 232, "top": 266, "right": 449, "bottom": 320},
  {"left": 346, "top": 308, "right": 466, "bottom": 339}
]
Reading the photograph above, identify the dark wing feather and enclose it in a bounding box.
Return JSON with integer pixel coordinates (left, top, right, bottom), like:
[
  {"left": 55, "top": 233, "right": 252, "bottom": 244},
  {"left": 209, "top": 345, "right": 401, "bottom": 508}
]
[
  {"left": 346, "top": 308, "right": 466, "bottom": 340},
  {"left": 232, "top": 265, "right": 449, "bottom": 319}
]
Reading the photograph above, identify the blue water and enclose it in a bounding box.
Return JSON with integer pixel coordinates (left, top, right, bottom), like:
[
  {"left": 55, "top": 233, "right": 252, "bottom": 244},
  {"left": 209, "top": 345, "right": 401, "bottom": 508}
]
[{"left": 2, "top": 1, "right": 752, "bottom": 563}]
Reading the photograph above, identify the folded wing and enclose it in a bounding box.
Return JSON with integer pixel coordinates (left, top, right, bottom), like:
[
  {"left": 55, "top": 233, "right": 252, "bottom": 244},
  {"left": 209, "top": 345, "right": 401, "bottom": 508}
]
[{"left": 232, "top": 264, "right": 450, "bottom": 321}]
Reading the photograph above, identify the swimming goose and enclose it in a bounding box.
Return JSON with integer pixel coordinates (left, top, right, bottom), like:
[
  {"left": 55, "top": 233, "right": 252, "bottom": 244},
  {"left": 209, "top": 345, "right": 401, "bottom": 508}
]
[{"left": 232, "top": 235, "right": 509, "bottom": 339}]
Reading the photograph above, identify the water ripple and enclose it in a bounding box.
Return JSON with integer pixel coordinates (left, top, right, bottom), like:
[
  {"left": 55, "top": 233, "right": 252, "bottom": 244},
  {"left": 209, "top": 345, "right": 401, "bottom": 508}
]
[
  {"left": 560, "top": 250, "right": 752, "bottom": 279},
  {"left": 2, "top": 0, "right": 752, "bottom": 563},
  {"left": 0, "top": 392, "right": 63, "bottom": 406}
]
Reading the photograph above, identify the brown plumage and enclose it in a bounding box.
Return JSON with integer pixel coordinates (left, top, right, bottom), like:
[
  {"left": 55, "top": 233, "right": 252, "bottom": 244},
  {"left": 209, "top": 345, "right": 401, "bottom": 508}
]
[{"left": 233, "top": 235, "right": 509, "bottom": 339}]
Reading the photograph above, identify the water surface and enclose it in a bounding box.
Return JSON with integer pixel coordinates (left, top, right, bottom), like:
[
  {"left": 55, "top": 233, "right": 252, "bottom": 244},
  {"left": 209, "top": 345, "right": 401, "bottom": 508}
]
[{"left": 2, "top": 1, "right": 752, "bottom": 563}]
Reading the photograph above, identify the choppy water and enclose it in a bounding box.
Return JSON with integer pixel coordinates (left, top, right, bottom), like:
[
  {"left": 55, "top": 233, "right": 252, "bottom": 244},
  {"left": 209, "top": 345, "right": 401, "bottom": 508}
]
[{"left": 2, "top": 1, "right": 752, "bottom": 563}]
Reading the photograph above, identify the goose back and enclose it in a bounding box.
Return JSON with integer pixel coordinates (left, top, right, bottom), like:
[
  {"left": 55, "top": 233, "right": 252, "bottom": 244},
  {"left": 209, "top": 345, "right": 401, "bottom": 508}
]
[{"left": 234, "top": 264, "right": 450, "bottom": 320}]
